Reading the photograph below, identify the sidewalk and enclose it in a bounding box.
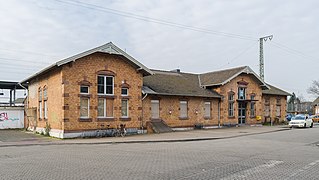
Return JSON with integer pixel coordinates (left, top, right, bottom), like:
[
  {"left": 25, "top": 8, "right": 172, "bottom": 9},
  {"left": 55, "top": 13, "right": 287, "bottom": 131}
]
[{"left": 0, "top": 126, "right": 290, "bottom": 147}]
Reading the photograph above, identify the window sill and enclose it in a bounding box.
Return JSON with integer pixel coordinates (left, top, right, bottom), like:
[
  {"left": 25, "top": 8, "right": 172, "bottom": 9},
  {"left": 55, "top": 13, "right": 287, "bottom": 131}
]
[
  {"left": 250, "top": 116, "right": 256, "bottom": 118},
  {"left": 78, "top": 118, "right": 92, "bottom": 122},
  {"left": 78, "top": 94, "right": 92, "bottom": 98},
  {"left": 120, "top": 96, "right": 131, "bottom": 99},
  {"left": 97, "top": 117, "right": 116, "bottom": 121},
  {"left": 119, "top": 117, "right": 131, "bottom": 121},
  {"left": 228, "top": 116, "right": 236, "bottom": 119},
  {"left": 97, "top": 94, "right": 116, "bottom": 99},
  {"left": 179, "top": 117, "right": 189, "bottom": 120},
  {"left": 204, "top": 117, "right": 212, "bottom": 120}
]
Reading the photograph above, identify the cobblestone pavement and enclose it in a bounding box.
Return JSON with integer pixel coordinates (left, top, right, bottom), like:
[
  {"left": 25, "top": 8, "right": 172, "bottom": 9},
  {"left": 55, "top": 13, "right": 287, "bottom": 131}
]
[{"left": 0, "top": 127, "right": 318, "bottom": 179}]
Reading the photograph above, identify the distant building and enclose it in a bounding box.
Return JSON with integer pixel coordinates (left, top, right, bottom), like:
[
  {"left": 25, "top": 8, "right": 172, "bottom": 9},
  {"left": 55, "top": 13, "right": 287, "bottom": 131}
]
[
  {"left": 287, "top": 93, "right": 313, "bottom": 114},
  {"left": 312, "top": 97, "right": 319, "bottom": 114}
]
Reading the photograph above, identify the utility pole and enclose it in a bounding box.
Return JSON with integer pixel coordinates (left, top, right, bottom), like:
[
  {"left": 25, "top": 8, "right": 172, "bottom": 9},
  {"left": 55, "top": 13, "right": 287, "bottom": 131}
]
[{"left": 259, "top": 35, "right": 273, "bottom": 81}]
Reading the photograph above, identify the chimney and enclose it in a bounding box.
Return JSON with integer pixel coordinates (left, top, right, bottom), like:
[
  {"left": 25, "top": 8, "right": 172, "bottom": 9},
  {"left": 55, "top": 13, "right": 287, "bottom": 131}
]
[{"left": 171, "top": 69, "right": 181, "bottom": 73}]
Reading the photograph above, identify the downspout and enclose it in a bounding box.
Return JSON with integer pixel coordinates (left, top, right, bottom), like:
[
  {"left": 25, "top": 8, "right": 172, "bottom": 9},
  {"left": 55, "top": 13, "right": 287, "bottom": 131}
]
[
  {"left": 18, "top": 83, "right": 29, "bottom": 129},
  {"left": 141, "top": 93, "right": 148, "bottom": 133}
]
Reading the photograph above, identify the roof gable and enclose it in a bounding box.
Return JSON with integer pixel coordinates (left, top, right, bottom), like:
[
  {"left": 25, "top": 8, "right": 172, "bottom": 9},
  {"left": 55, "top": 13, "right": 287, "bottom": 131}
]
[
  {"left": 199, "top": 66, "right": 269, "bottom": 89},
  {"left": 21, "top": 42, "right": 153, "bottom": 83}
]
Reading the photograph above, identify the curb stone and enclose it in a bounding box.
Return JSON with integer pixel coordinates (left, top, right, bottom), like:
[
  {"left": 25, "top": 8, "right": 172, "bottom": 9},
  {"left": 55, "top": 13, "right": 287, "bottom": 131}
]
[{"left": 0, "top": 128, "right": 290, "bottom": 148}]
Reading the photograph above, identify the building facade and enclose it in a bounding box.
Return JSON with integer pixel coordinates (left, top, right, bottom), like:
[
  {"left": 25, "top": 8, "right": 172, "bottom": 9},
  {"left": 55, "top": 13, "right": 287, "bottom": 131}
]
[{"left": 22, "top": 42, "right": 291, "bottom": 138}]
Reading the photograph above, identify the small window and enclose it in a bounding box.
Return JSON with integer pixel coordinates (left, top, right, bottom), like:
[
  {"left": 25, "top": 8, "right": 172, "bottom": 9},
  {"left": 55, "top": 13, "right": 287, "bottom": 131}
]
[
  {"left": 39, "top": 101, "right": 43, "bottom": 119},
  {"left": 121, "top": 99, "right": 129, "bottom": 117},
  {"left": 121, "top": 88, "right": 128, "bottom": 96},
  {"left": 38, "top": 88, "right": 42, "bottom": 101},
  {"left": 265, "top": 105, "right": 270, "bottom": 117},
  {"left": 228, "top": 102, "right": 234, "bottom": 117},
  {"left": 180, "top": 101, "right": 188, "bottom": 119},
  {"left": 228, "top": 93, "right": 235, "bottom": 117},
  {"left": 276, "top": 105, "right": 281, "bottom": 117},
  {"left": 204, "top": 102, "right": 211, "bottom": 118},
  {"left": 151, "top": 100, "right": 160, "bottom": 119},
  {"left": 80, "top": 85, "right": 89, "bottom": 94},
  {"left": 44, "top": 100, "right": 48, "bottom": 119},
  {"left": 43, "top": 87, "right": 47, "bottom": 99},
  {"left": 80, "top": 98, "right": 89, "bottom": 118},
  {"left": 238, "top": 87, "right": 246, "bottom": 100},
  {"left": 250, "top": 95, "right": 256, "bottom": 117}
]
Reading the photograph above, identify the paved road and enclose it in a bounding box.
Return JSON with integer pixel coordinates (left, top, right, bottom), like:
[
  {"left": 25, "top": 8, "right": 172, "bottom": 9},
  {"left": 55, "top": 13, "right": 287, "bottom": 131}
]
[{"left": 0, "top": 127, "right": 318, "bottom": 179}]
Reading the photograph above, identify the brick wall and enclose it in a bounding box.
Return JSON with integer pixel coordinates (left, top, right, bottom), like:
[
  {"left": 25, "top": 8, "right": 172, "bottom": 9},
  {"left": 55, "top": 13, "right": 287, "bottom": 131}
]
[
  {"left": 143, "top": 95, "right": 220, "bottom": 128},
  {"left": 262, "top": 95, "right": 287, "bottom": 122},
  {"left": 61, "top": 53, "right": 144, "bottom": 132},
  {"left": 211, "top": 74, "right": 264, "bottom": 125},
  {"left": 27, "top": 68, "right": 63, "bottom": 130}
]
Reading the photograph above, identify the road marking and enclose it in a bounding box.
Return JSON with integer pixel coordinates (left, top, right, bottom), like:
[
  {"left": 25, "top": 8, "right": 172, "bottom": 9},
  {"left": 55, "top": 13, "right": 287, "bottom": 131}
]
[
  {"left": 222, "top": 160, "right": 283, "bottom": 180},
  {"left": 287, "top": 160, "right": 319, "bottom": 179}
]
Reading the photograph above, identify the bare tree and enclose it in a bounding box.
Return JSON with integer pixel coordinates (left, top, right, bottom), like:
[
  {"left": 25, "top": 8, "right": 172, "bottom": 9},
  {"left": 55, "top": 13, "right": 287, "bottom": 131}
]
[{"left": 307, "top": 80, "right": 319, "bottom": 96}]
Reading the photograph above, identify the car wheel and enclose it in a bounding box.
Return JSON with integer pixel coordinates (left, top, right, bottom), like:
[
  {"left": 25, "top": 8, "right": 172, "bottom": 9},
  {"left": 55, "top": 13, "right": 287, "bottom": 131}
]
[{"left": 310, "top": 123, "right": 313, "bottom": 128}]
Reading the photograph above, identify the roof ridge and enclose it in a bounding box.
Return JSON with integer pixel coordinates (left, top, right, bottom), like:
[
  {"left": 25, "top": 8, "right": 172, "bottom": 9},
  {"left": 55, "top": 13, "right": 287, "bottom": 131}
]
[{"left": 200, "top": 66, "right": 248, "bottom": 75}]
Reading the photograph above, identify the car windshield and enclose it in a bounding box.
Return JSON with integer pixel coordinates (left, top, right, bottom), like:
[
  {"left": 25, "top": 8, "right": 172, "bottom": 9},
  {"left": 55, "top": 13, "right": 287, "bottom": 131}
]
[{"left": 292, "top": 115, "right": 305, "bottom": 120}]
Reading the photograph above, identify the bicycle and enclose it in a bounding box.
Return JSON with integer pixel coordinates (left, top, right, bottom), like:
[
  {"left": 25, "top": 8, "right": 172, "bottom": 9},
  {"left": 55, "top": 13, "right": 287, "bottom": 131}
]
[{"left": 113, "top": 124, "right": 126, "bottom": 137}]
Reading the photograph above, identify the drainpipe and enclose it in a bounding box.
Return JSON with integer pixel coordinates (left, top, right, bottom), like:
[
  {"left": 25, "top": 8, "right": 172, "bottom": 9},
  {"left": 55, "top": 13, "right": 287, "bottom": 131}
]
[
  {"left": 18, "top": 83, "right": 29, "bottom": 129},
  {"left": 141, "top": 93, "right": 148, "bottom": 133}
]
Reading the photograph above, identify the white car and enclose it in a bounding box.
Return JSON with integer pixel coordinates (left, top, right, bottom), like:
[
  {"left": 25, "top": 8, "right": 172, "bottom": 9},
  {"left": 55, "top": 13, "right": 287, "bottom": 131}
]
[{"left": 288, "top": 114, "right": 313, "bottom": 128}]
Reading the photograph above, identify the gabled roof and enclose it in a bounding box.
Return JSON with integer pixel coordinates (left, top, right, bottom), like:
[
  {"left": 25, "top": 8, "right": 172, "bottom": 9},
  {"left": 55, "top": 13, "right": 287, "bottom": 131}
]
[
  {"left": 21, "top": 42, "right": 153, "bottom": 83},
  {"left": 262, "top": 84, "right": 291, "bottom": 96},
  {"left": 199, "top": 66, "right": 269, "bottom": 89},
  {"left": 312, "top": 97, "right": 319, "bottom": 105},
  {"left": 143, "top": 70, "right": 222, "bottom": 98}
]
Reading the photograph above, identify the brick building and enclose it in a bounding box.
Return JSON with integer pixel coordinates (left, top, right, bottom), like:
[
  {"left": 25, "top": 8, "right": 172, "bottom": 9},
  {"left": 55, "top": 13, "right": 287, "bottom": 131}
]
[{"left": 22, "top": 42, "right": 290, "bottom": 138}]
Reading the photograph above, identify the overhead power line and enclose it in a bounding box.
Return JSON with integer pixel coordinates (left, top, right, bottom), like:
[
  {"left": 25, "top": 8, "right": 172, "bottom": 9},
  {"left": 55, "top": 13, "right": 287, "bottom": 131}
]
[
  {"left": 270, "top": 42, "right": 318, "bottom": 62},
  {"left": 53, "top": 0, "right": 256, "bottom": 41},
  {"left": 218, "top": 40, "right": 258, "bottom": 69},
  {"left": 0, "top": 57, "right": 52, "bottom": 65},
  {"left": 0, "top": 47, "right": 58, "bottom": 58}
]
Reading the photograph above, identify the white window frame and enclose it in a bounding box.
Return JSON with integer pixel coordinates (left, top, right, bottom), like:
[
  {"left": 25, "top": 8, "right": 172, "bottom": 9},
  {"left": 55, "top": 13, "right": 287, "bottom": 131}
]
[
  {"left": 121, "top": 88, "right": 128, "bottom": 96},
  {"left": 204, "top": 101, "right": 211, "bottom": 118},
  {"left": 179, "top": 101, "right": 188, "bottom": 118},
  {"left": 39, "top": 101, "right": 43, "bottom": 119},
  {"left": 151, "top": 100, "right": 160, "bottom": 119},
  {"left": 97, "top": 98, "right": 114, "bottom": 118},
  {"left": 98, "top": 75, "right": 114, "bottom": 95},
  {"left": 80, "top": 97, "right": 90, "bottom": 118},
  {"left": 121, "top": 99, "right": 129, "bottom": 118},
  {"left": 44, "top": 100, "right": 48, "bottom": 119}
]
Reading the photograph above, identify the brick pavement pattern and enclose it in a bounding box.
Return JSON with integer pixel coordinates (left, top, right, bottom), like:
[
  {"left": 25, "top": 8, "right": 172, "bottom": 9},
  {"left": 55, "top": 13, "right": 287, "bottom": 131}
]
[{"left": 0, "top": 127, "right": 318, "bottom": 179}]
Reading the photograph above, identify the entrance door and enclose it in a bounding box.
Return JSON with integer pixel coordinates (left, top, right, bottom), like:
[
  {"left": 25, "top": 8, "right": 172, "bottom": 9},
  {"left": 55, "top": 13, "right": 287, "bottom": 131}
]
[
  {"left": 151, "top": 100, "right": 160, "bottom": 119},
  {"left": 238, "top": 102, "right": 246, "bottom": 124}
]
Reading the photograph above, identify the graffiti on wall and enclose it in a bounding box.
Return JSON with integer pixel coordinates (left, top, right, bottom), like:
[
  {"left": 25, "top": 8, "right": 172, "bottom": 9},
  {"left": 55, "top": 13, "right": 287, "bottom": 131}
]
[{"left": 0, "top": 112, "right": 20, "bottom": 121}]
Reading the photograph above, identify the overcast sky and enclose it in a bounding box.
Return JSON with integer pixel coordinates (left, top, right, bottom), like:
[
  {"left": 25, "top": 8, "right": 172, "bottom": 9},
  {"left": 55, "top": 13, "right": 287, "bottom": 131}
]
[{"left": 0, "top": 0, "right": 318, "bottom": 101}]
